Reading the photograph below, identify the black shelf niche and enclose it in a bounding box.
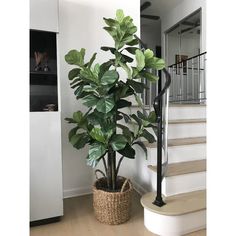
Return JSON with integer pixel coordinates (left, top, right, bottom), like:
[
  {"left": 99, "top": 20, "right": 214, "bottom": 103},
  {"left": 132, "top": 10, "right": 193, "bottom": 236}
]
[{"left": 30, "top": 30, "right": 58, "bottom": 112}]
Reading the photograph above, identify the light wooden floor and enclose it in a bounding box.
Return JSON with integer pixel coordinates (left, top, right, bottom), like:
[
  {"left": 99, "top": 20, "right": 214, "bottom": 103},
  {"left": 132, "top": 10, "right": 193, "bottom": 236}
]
[{"left": 30, "top": 192, "right": 206, "bottom": 236}]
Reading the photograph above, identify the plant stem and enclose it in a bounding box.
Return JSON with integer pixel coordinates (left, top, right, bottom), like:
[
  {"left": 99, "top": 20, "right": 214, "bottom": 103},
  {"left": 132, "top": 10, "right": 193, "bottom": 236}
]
[
  {"left": 107, "top": 146, "right": 116, "bottom": 191},
  {"left": 102, "top": 156, "right": 108, "bottom": 176}
]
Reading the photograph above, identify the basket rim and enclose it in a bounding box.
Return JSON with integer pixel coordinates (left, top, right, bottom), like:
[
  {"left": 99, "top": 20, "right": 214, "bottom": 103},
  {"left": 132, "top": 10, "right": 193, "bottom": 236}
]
[{"left": 93, "top": 176, "right": 133, "bottom": 195}]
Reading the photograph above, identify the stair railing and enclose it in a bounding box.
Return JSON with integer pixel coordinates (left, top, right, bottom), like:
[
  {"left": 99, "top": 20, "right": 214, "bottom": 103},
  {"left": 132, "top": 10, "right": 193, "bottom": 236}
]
[
  {"left": 168, "top": 52, "right": 207, "bottom": 104},
  {"left": 135, "top": 36, "right": 171, "bottom": 207}
]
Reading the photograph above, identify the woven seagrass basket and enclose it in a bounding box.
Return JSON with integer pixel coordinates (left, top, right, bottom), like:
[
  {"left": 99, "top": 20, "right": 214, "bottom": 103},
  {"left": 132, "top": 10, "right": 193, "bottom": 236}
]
[{"left": 93, "top": 173, "right": 133, "bottom": 225}]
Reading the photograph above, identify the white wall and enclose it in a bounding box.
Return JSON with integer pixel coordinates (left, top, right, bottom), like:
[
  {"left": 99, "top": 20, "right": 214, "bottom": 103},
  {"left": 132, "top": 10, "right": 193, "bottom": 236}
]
[
  {"left": 58, "top": 0, "right": 140, "bottom": 198},
  {"left": 161, "top": 0, "right": 206, "bottom": 60}
]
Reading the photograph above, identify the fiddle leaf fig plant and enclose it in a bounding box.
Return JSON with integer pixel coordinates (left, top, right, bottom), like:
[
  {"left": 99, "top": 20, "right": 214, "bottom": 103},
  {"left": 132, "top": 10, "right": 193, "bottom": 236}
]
[{"left": 65, "top": 9, "right": 165, "bottom": 191}]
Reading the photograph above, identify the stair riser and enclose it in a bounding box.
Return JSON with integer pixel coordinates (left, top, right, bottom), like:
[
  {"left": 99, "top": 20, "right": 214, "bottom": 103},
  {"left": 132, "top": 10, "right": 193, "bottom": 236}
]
[
  {"left": 147, "top": 144, "right": 206, "bottom": 165},
  {"left": 168, "top": 123, "right": 206, "bottom": 139},
  {"left": 144, "top": 208, "right": 206, "bottom": 236},
  {"left": 150, "top": 171, "right": 206, "bottom": 196},
  {"left": 169, "top": 106, "right": 206, "bottom": 120}
]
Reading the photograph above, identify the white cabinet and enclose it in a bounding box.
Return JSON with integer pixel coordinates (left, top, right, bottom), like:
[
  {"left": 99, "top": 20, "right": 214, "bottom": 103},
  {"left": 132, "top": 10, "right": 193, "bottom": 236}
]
[
  {"left": 30, "top": 112, "right": 63, "bottom": 222},
  {"left": 30, "top": 29, "right": 63, "bottom": 222},
  {"left": 30, "top": 0, "right": 59, "bottom": 32}
]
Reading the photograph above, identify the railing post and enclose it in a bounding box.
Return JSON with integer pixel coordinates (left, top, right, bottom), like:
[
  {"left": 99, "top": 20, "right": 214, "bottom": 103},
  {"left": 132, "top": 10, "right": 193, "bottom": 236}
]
[{"left": 153, "top": 72, "right": 166, "bottom": 207}]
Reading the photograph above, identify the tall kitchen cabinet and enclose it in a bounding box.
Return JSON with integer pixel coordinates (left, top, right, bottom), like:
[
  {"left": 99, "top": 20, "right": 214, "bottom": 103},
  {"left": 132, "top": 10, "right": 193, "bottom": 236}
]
[{"left": 30, "top": 0, "right": 63, "bottom": 224}]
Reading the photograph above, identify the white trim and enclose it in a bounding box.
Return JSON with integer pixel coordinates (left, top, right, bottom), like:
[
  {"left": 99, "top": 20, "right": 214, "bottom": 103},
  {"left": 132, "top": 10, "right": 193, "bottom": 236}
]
[
  {"left": 63, "top": 186, "right": 92, "bottom": 199},
  {"left": 132, "top": 180, "right": 149, "bottom": 196},
  {"left": 144, "top": 208, "right": 206, "bottom": 236},
  {"left": 63, "top": 180, "right": 149, "bottom": 199}
]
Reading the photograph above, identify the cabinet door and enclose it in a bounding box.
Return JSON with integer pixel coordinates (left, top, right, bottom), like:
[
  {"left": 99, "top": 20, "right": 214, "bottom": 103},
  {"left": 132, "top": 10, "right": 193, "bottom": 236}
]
[
  {"left": 30, "top": 0, "right": 59, "bottom": 32},
  {"left": 30, "top": 112, "right": 63, "bottom": 221}
]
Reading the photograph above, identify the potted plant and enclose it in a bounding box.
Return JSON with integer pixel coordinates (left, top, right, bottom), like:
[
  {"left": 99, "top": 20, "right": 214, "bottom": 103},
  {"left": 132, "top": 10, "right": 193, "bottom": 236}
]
[{"left": 65, "top": 9, "right": 165, "bottom": 225}]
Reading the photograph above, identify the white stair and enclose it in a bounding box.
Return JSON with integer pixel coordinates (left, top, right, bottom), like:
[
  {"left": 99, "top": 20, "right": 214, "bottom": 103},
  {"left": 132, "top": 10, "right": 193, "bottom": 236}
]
[
  {"left": 148, "top": 159, "right": 206, "bottom": 196},
  {"left": 141, "top": 190, "right": 206, "bottom": 236},
  {"left": 141, "top": 104, "right": 207, "bottom": 236}
]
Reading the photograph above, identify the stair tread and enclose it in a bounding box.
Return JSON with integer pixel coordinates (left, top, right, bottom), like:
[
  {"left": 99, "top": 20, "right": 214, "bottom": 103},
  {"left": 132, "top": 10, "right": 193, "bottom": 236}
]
[
  {"left": 169, "top": 103, "right": 206, "bottom": 107},
  {"left": 148, "top": 159, "right": 206, "bottom": 177},
  {"left": 169, "top": 118, "right": 206, "bottom": 124},
  {"left": 141, "top": 190, "right": 206, "bottom": 216},
  {"left": 145, "top": 137, "right": 206, "bottom": 148}
]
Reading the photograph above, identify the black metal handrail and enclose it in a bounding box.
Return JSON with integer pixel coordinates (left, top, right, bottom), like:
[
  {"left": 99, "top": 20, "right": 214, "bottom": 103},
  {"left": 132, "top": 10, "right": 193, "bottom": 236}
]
[
  {"left": 168, "top": 52, "right": 207, "bottom": 68},
  {"left": 135, "top": 35, "right": 171, "bottom": 207}
]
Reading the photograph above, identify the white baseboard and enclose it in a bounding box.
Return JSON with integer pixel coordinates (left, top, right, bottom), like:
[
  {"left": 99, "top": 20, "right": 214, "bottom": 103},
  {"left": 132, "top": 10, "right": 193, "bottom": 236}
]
[
  {"left": 63, "top": 186, "right": 92, "bottom": 199},
  {"left": 132, "top": 180, "right": 149, "bottom": 196},
  {"left": 63, "top": 180, "right": 148, "bottom": 199}
]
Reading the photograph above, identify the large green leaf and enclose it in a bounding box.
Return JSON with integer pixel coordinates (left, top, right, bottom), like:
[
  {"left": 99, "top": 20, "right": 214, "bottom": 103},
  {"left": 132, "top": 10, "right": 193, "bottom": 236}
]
[
  {"left": 99, "top": 60, "right": 114, "bottom": 78},
  {"left": 68, "top": 126, "right": 79, "bottom": 141},
  {"left": 126, "top": 38, "right": 139, "bottom": 46},
  {"left": 103, "top": 27, "right": 117, "bottom": 39},
  {"left": 65, "top": 49, "right": 85, "bottom": 67},
  {"left": 127, "top": 80, "right": 148, "bottom": 93},
  {"left": 137, "top": 110, "right": 147, "bottom": 120},
  {"left": 88, "top": 143, "right": 107, "bottom": 166},
  {"left": 101, "top": 70, "right": 119, "bottom": 85},
  {"left": 65, "top": 118, "right": 77, "bottom": 124},
  {"left": 124, "top": 47, "right": 139, "bottom": 55},
  {"left": 118, "top": 143, "right": 135, "bottom": 159},
  {"left": 141, "top": 71, "right": 159, "bottom": 82},
  {"left": 82, "top": 95, "right": 99, "bottom": 107},
  {"left": 134, "top": 93, "right": 144, "bottom": 107},
  {"left": 119, "top": 111, "right": 131, "bottom": 123},
  {"left": 90, "top": 127, "right": 106, "bottom": 143},
  {"left": 80, "top": 68, "right": 98, "bottom": 84},
  {"left": 116, "top": 9, "right": 124, "bottom": 23},
  {"left": 130, "top": 114, "right": 142, "bottom": 127},
  {"left": 68, "top": 68, "right": 80, "bottom": 80},
  {"left": 88, "top": 53, "right": 97, "bottom": 68},
  {"left": 120, "top": 54, "right": 133, "bottom": 63},
  {"left": 74, "top": 85, "right": 84, "bottom": 97},
  {"left": 135, "top": 49, "right": 145, "bottom": 71},
  {"left": 93, "top": 63, "right": 100, "bottom": 77},
  {"left": 141, "top": 129, "right": 156, "bottom": 143},
  {"left": 148, "top": 111, "right": 157, "bottom": 123},
  {"left": 110, "top": 134, "right": 127, "bottom": 151},
  {"left": 73, "top": 111, "right": 83, "bottom": 123},
  {"left": 70, "top": 133, "right": 89, "bottom": 149},
  {"left": 116, "top": 99, "right": 132, "bottom": 109},
  {"left": 117, "top": 123, "right": 134, "bottom": 143},
  {"left": 96, "top": 97, "right": 115, "bottom": 113},
  {"left": 144, "top": 49, "right": 154, "bottom": 60},
  {"left": 83, "top": 85, "right": 97, "bottom": 92},
  {"left": 103, "top": 18, "right": 118, "bottom": 27},
  {"left": 118, "top": 61, "right": 131, "bottom": 79},
  {"left": 101, "top": 47, "right": 116, "bottom": 54},
  {"left": 145, "top": 57, "right": 165, "bottom": 70}
]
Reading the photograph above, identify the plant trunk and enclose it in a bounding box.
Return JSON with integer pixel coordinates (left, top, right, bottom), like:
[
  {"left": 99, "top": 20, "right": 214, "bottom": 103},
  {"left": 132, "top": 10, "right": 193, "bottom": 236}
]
[{"left": 107, "top": 146, "right": 116, "bottom": 191}]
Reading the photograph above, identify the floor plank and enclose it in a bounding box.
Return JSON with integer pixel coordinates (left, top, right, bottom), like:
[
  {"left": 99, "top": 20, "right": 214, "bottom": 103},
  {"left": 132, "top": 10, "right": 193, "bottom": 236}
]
[{"left": 30, "top": 192, "right": 206, "bottom": 236}]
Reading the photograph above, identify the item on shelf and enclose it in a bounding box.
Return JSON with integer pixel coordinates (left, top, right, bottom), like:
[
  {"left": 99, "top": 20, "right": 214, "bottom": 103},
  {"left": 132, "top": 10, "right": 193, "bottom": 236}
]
[
  {"left": 43, "top": 52, "right": 50, "bottom": 72},
  {"left": 34, "top": 51, "right": 44, "bottom": 71},
  {"left": 43, "top": 104, "right": 56, "bottom": 111}
]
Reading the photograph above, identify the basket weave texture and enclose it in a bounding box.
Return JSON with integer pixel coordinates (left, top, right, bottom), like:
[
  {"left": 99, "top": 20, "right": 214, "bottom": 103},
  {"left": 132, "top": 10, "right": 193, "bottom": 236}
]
[{"left": 93, "top": 176, "right": 133, "bottom": 225}]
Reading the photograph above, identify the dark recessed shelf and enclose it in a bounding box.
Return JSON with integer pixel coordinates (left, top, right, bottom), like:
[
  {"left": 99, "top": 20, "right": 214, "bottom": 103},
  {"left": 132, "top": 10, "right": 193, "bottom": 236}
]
[
  {"left": 30, "top": 71, "right": 57, "bottom": 76},
  {"left": 30, "top": 30, "right": 58, "bottom": 112}
]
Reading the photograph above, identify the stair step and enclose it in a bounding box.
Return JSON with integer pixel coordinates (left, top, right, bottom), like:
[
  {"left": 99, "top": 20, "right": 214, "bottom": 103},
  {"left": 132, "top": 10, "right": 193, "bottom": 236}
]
[
  {"left": 148, "top": 159, "right": 206, "bottom": 177},
  {"left": 169, "top": 118, "right": 206, "bottom": 124},
  {"left": 145, "top": 136, "right": 206, "bottom": 148},
  {"left": 169, "top": 103, "right": 206, "bottom": 107},
  {"left": 141, "top": 190, "right": 206, "bottom": 216}
]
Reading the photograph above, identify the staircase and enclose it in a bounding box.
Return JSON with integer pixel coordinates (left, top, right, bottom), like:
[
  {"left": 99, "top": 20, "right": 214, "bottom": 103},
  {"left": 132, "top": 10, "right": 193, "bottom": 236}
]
[{"left": 141, "top": 104, "right": 207, "bottom": 236}]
